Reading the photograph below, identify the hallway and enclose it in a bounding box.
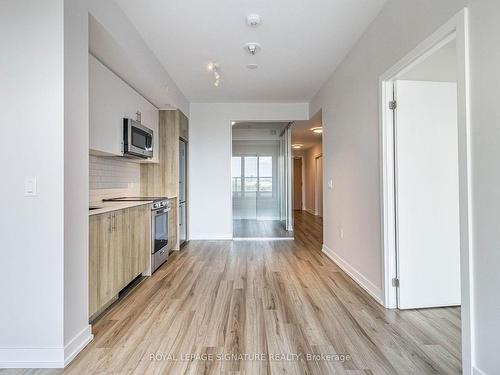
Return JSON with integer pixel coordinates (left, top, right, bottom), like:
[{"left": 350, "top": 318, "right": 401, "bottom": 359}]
[{"left": 7, "top": 211, "right": 460, "bottom": 375}]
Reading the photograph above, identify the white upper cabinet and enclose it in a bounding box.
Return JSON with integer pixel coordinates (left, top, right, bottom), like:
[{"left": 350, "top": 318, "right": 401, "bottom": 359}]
[{"left": 89, "top": 54, "right": 159, "bottom": 163}]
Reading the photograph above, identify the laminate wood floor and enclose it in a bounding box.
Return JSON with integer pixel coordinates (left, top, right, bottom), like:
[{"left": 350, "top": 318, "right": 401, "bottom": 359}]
[
  {"left": 233, "top": 219, "right": 293, "bottom": 238},
  {"left": 2, "top": 211, "right": 461, "bottom": 375}
]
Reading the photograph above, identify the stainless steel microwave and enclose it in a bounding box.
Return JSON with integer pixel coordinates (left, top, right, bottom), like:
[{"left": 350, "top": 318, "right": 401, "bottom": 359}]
[{"left": 123, "top": 118, "right": 153, "bottom": 159}]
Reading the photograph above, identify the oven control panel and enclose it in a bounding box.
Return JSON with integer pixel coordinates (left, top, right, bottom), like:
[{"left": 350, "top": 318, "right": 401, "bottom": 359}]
[{"left": 152, "top": 200, "right": 170, "bottom": 210}]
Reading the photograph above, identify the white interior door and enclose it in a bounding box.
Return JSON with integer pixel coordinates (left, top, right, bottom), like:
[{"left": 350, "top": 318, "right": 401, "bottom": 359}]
[{"left": 395, "top": 80, "right": 461, "bottom": 309}]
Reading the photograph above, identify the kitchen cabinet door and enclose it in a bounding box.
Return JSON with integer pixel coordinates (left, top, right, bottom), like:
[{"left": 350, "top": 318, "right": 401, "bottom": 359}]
[
  {"left": 89, "top": 55, "right": 159, "bottom": 163},
  {"left": 128, "top": 205, "right": 150, "bottom": 278},
  {"left": 179, "top": 110, "right": 189, "bottom": 141},
  {"left": 89, "top": 214, "right": 100, "bottom": 317},
  {"left": 168, "top": 198, "right": 178, "bottom": 251},
  {"left": 112, "top": 209, "right": 128, "bottom": 291},
  {"left": 97, "top": 212, "right": 116, "bottom": 307}
]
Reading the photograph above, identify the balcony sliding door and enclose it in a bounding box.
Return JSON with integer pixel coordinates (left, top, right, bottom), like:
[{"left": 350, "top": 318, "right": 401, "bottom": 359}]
[{"left": 232, "top": 155, "right": 278, "bottom": 220}]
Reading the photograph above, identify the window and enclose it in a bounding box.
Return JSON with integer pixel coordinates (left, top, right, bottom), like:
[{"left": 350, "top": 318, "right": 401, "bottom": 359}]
[{"left": 232, "top": 155, "right": 274, "bottom": 197}]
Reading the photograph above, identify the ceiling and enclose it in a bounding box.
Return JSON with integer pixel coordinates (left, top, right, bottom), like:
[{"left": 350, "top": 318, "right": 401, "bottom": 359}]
[
  {"left": 292, "top": 111, "right": 322, "bottom": 149},
  {"left": 116, "top": 0, "right": 387, "bottom": 103}
]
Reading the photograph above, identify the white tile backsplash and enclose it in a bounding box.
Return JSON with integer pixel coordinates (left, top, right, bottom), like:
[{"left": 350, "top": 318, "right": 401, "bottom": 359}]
[{"left": 89, "top": 156, "right": 140, "bottom": 202}]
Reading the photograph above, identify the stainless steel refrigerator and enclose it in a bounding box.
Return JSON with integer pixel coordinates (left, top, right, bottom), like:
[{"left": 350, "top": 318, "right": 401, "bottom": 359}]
[{"left": 179, "top": 139, "right": 187, "bottom": 245}]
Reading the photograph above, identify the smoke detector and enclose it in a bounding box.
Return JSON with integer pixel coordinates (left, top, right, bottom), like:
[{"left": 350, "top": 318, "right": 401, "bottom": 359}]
[
  {"left": 246, "top": 14, "right": 262, "bottom": 27},
  {"left": 244, "top": 42, "right": 261, "bottom": 55}
]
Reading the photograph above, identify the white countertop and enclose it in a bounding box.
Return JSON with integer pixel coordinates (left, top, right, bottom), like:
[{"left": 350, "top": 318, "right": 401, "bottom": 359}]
[{"left": 89, "top": 200, "right": 153, "bottom": 216}]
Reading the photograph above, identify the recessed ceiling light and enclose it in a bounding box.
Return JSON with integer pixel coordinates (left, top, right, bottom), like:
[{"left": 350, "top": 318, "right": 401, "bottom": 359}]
[
  {"left": 247, "top": 63, "right": 258, "bottom": 70},
  {"left": 292, "top": 144, "right": 303, "bottom": 149},
  {"left": 247, "top": 14, "right": 262, "bottom": 27},
  {"left": 311, "top": 127, "right": 323, "bottom": 134}
]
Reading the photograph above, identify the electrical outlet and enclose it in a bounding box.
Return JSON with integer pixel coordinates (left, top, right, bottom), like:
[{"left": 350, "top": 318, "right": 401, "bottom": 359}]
[
  {"left": 328, "top": 179, "right": 334, "bottom": 189},
  {"left": 339, "top": 227, "right": 344, "bottom": 240}
]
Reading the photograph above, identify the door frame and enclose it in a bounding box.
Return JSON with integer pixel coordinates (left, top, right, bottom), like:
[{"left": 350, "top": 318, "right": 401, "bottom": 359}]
[
  {"left": 292, "top": 156, "right": 305, "bottom": 211},
  {"left": 379, "top": 9, "right": 472, "bottom": 373},
  {"left": 314, "top": 154, "right": 323, "bottom": 216}
]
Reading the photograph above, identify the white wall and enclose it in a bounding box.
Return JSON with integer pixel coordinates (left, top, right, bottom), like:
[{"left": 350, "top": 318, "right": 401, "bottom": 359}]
[
  {"left": 189, "top": 103, "right": 308, "bottom": 239},
  {"left": 0, "top": 0, "right": 64, "bottom": 355},
  {"left": 468, "top": 1, "right": 500, "bottom": 373},
  {"left": 0, "top": 0, "right": 90, "bottom": 367},
  {"left": 400, "top": 43, "right": 457, "bottom": 82},
  {"left": 310, "top": 0, "right": 500, "bottom": 373},
  {"left": 304, "top": 143, "right": 323, "bottom": 215},
  {"left": 64, "top": 0, "right": 93, "bottom": 362}
]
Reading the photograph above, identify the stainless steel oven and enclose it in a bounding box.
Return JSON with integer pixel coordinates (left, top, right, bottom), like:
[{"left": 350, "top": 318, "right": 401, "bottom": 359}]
[
  {"left": 123, "top": 118, "right": 153, "bottom": 159},
  {"left": 151, "top": 199, "right": 170, "bottom": 272}
]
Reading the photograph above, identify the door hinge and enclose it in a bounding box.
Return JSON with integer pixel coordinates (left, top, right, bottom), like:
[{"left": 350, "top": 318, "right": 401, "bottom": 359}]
[
  {"left": 392, "top": 278, "right": 399, "bottom": 287},
  {"left": 389, "top": 100, "right": 397, "bottom": 110}
]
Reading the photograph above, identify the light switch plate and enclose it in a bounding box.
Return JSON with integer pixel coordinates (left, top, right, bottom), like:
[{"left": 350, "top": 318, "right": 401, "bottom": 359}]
[
  {"left": 24, "top": 177, "right": 37, "bottom": 196},
  {"left": 328, "top": 179, "right": 334, "bottom": 189}
]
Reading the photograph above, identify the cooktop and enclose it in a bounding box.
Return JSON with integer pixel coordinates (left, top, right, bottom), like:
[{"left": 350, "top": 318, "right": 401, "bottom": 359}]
[{"left": 103, "top": 197, "right": 168, "bottom": 202}]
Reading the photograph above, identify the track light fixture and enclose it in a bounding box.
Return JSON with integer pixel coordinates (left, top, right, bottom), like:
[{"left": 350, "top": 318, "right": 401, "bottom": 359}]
[{"left": 208, "top": 62, "right": 221, "bottom": 87}]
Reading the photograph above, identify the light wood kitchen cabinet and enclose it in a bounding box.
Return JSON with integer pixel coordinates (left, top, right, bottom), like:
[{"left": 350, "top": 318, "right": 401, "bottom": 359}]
[
  {"left": 127, "top": 205, "right": 150, "bottom": 280},
  {"left": 141, "top": 110, "right": 180, "bottom": 198},
  {"left": 168, "top": 198, "right": 178, "bottom": 252},
  {"left": 88, "top": 215, "right": 100, "bottom": 318},
  {"left": 97, "top": 212, "right": 116, "bottom": 309},
  {"left": 179, "top": 111, "right": 189, "bottom": 141},
  {"left": 141, "top": 109, "right": 188, "bottom": 250},
  {"left": 89, "top": 205, "right": 150, "bottom": 319}
]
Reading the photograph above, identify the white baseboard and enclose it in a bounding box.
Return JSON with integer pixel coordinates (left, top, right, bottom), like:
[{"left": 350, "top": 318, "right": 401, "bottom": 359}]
[
  {"left": 0, "top": 325, "right": 92, "bottom": 368},
  {"left": 64, "top": 325, "right": 93, "bottom": 366},
  {"left": 473, "top": 366, "right": 487, "bottom": 375},
  {"left": 322, "top": 244, "right": 383, "bottom": 305},
  {"left": 0, "top": 348, "right": 64, "bottom": 368}
]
